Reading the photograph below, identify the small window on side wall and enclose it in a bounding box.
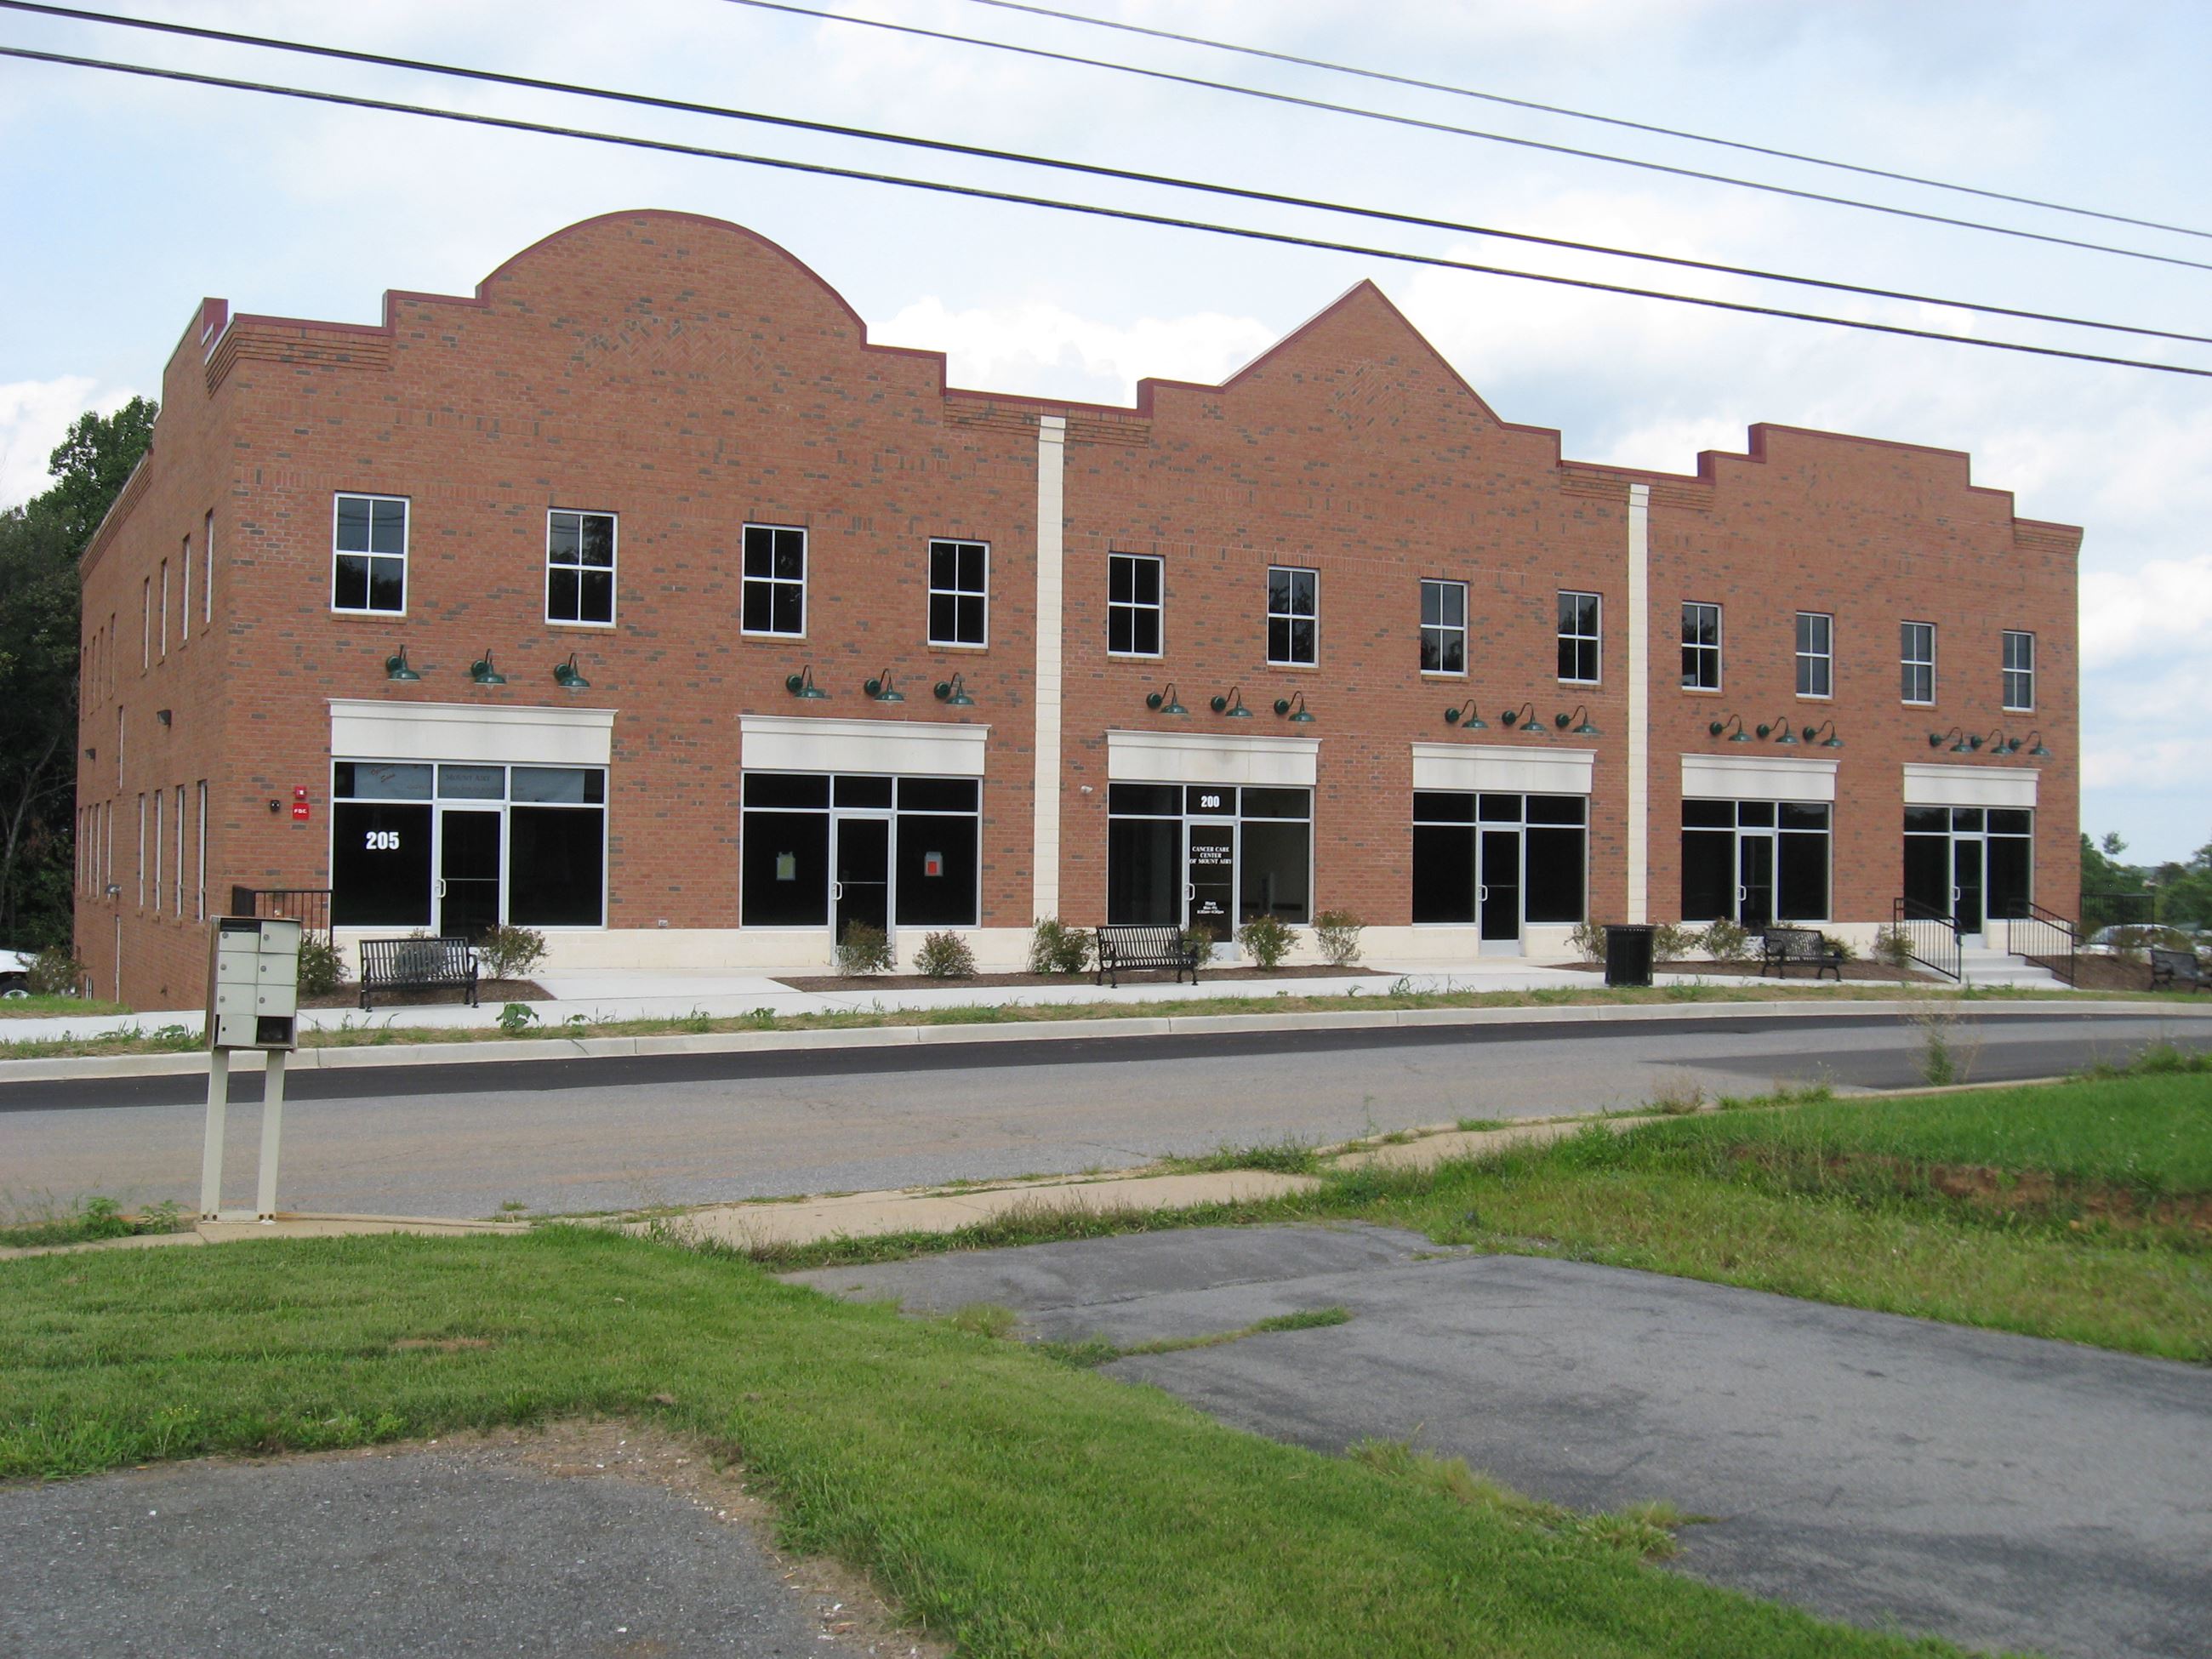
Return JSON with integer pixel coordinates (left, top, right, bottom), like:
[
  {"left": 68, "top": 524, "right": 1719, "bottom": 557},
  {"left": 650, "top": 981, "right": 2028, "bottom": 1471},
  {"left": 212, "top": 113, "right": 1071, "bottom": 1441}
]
[
  {"left": 1109, "top": 552, "right": 1163, "bottom": 656},
  {"left": 334, "top": 493, "right": 408, "bottom": 615},
  {"left": 1796, "top": 612, "right": 1833, "bottom": 698},
  {"left": 928, "top": 539, "right": 988, "bottom": 647},
  {"left": 1420, "top": 579, "right": 1467, "bottom": 675},
  {"left": 547, "top": 510, "right": 617, "bottom": 626},
  {"left": 741, "top": 523, "right": 807, "bottom": 637},
  {"left": 1559, "top": 591, "right": 1601, "bottom": 683},
  {"left": 1901, "top": 620, "right": 1936, "bottom": 705},
  {"left": 2002, "top": 630, "right": 2034, "bottom": 711},
  {"left": 1680, "top": 601, "right": 1721, "bottom": 690}
]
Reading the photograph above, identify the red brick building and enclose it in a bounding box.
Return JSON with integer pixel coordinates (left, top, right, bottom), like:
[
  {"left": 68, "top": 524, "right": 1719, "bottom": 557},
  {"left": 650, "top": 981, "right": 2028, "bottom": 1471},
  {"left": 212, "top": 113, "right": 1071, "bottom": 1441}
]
[{"left": 74, "top": 210, "right": 2078, "bottom": 1006}]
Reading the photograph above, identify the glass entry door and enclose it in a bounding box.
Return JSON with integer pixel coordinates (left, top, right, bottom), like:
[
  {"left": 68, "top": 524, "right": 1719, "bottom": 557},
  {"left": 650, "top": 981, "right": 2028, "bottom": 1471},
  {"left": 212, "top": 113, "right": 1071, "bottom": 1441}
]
[
  {"left": 437, "top": 809, "right": 502, "bottom": 940},
  {"left": 1479, "top": 829, "right": 1520, "bottom": 944},
  {"left": 1953, "top": 835, "right": 1986, "bottom": 940},
  {"left": 1187, "top": 822, "right": 1235, "bottom": 942},
  {"left": 1738, "top": 833, "right": 1776, "bottom": 930},
  {"left": 833, "top": 816, "right": 891, "bottom": 944}
]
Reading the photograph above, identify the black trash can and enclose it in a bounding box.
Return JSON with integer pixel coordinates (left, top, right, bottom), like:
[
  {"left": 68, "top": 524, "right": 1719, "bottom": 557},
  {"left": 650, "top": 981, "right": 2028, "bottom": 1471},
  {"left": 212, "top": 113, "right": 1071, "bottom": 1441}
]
[{"left": 1604, "top": 924, "right": 1656, "bottom": 988}]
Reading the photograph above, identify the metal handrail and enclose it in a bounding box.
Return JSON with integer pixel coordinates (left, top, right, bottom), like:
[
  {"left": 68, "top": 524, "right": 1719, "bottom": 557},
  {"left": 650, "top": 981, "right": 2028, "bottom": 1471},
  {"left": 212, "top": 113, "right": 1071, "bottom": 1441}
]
[
  {"left": 1892, "top": 895, "right": 1960, "bottom": 982},
  {"left": 229, "top": 886, "right": 334, "bottom": 940},
  {"left": 2002, "top": 900, "right": 2078, "bottom": 987}
]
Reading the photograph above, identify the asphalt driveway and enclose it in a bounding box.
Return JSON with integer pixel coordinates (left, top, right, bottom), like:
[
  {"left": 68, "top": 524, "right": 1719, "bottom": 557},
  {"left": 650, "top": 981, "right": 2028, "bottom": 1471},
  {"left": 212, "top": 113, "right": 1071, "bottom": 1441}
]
[{"left": 790, "top": 1224, "right": 2212, "bottom": 1659}]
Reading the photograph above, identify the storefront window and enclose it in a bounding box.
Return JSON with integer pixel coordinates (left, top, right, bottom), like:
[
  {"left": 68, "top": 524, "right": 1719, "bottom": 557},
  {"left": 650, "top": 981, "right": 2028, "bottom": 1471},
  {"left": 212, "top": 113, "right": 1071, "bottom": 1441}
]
[
  {"left": 739, "top": 772, "right": 981, "bottom": 930},
  {"left": 1106, "top": 784, "right": 1312, "bottom": 932},
  {"left": 1680, "top": 799, "right": 1830, "bottom": 926},
  {"left": 1413, "top": 792, "right": 1586, "bottom": 926}
]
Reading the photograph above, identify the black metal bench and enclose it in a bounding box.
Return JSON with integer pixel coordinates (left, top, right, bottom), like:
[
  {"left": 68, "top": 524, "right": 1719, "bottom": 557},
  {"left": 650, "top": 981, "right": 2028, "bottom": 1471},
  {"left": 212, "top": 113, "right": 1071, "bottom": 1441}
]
[
  {"left": 2149, "top": 947, "right": 2209, "bottom": 993},
  {"left": 358, "top": 935, "right": 481, "bottom": 1011},
  {"left": 1759, "top": 926, "right": 1844, "bottom": 981},
  {"left": 1093, "top": 924, "right": 1201, "bottom": 988}
]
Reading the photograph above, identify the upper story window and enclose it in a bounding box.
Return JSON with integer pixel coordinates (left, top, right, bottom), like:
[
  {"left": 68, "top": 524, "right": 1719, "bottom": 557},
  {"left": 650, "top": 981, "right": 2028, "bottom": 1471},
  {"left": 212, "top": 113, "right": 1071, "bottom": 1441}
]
[
  {"left": 1558, "top": 591, "right": 1601, "bottom": 684},
  {"left": 1680, "top": 601, "right": 1721, "bottom": 690},
  {"left": 928, "top": 539, "right": 989, "bottom": 647},
  {"left": 547, "top": 510, "right": 617, "bottom": 626},
  {"left": 333, "top": 493, "right": 408, "bottom": 615},
  {"left": 1420, "top": 579, "right": 1467, "bottom": 675},
  {"left": 1268, "top": 566, "right": 1318, "bottom": 666},
  {"left": 741, "top": 523, "right": 807, "bottom": 637},
  {"left": 202, "top": 510, "right": 214, "bottom": 624},
  {"left": 1795, "top": 612, "right": 1833, "bottom": 698},
  {"left": 2002, "top": 630, "right": 2035, "bottom": 711},
  {"left": 1109, "top": 552, "right": 1164, "bottom": 657},
  {"left": 1901, "top": 620, "right": 1936, "bottom": 705},
  {"left": 179, "top": 538, "right": 190, "bottom": 648},
  {"left": 158, "top": 560, "right": 168, "bottom": 658}
]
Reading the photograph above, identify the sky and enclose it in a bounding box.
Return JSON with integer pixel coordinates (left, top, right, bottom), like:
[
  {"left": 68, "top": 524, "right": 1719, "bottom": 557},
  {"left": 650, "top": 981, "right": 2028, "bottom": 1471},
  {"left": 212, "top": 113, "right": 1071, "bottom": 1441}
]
[{"left": 1, "top": 0, "right": 2206, "bottom": 862}]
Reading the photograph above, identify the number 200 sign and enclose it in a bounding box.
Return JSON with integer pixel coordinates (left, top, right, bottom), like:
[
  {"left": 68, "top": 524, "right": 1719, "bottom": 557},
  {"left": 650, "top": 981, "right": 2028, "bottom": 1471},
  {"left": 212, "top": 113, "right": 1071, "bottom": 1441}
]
[{"left": 364, "top": 830, "right": 402, "bottom": 851}]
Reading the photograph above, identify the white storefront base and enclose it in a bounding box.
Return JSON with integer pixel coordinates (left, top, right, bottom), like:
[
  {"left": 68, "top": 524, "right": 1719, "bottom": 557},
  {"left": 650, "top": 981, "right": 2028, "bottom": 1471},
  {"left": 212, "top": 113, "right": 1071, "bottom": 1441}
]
[{"left": 333, "top": 924, "right": 1040, "bottom": 977}]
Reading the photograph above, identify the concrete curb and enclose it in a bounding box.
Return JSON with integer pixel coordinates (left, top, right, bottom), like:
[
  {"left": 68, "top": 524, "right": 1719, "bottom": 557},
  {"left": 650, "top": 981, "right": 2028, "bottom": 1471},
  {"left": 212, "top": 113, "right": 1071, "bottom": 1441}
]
[{"left": 2, "top": 996, "right": 2204, "bottom": 1086}]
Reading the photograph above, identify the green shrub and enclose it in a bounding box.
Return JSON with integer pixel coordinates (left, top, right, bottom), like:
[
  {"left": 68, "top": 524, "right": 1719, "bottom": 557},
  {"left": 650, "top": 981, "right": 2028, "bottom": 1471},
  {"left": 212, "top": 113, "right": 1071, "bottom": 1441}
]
[
  {"left": 496, "top": 1002, "right": 540, "bottom": 1035},
  {"left": 1312, "top": 908, "right": 1365, "bottom": 968},
  {"left": 1821, "top": 932, "right": 1861, "bottom": 962},
  {"left": 1237, "top": 912, "right": 1296, "bottom": 970},
  {"left": 1181, "top": 927, "right": 1217, "bottom": 969},
  {"left": 476, "top": 925, "right": 549, "bottom": 981},
  {"left": 295, "top": 935, "right": 345, "bottom": 996},
  {"left": 1029, "top": 917, "right": 1092, "bottom": 975},
  {"left": 1698, "top": 919, "right": 1752, "bottom": 963},
  {"left": 1565, "top": 919, "right": 1607, "bottom": 966},
  {"left": 1872, "top": 923, "right": 1915, "bottom": 974},
  {"left": 835, "top": 922, "right": 895, "bottom": 975},
  {"left": 915, "top": 930, "right": 977, "bottom": 978},
  {"left": 26, "top": 945, "right": 85, "bottom": 996},
  {"left": 1650, "top": 922, "right": 1696, "bottom": 962}
]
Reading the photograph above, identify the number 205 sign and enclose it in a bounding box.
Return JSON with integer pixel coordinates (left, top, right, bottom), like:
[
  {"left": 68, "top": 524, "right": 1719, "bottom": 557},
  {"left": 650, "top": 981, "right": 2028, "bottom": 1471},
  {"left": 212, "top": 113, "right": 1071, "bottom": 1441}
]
[{"left": 364, "top": 830, "right": 402, "bottom": 852}]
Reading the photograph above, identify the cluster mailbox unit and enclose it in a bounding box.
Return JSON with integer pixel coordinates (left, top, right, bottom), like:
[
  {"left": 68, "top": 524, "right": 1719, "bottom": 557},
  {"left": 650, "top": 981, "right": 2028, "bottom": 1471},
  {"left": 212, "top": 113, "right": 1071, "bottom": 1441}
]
[{"left": 199, "top": 915, "right": 301, "bottom": 1222}]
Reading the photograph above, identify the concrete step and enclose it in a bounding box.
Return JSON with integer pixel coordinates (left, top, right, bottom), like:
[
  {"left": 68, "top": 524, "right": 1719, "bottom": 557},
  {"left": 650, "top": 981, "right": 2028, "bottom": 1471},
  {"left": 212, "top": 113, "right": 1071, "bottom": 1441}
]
[{"left": 1956, "top": 949, "right": 2064, "bottom": 989}]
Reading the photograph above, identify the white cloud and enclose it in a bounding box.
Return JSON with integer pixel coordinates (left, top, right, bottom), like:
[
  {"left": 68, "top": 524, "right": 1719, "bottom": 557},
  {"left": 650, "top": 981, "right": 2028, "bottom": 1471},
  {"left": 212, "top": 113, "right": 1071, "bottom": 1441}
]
[
  {"left": 2082, "top": 556, "right": 2212, "bottom": 670},
  {"left": 0, "top": 377, "right": 135, "bottom": 510},
  {"left": 870, "top": 296, "right": 1276, "bottom": 403}
]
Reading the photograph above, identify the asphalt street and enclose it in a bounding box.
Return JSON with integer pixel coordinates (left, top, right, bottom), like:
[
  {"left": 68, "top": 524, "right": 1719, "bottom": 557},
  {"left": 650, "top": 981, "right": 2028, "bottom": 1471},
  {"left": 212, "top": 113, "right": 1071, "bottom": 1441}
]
[
  {"left": 792, "top": 1224, "right": 2212, "bottom": 1659},
  {"left": 0, "top": 1431, "right": 916, "bottom": 1658},
  {"left": 3, "top": 1010, "right": 2204, "bottom": 1218}
]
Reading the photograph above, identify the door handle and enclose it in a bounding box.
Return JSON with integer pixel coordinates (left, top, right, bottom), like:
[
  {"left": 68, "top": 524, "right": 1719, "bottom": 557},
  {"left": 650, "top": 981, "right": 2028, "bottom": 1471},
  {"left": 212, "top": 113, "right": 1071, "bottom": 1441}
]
[
  {"left": 435, "top": 878, "right": 448, "bottom": 898},
  {"left": 1953, "top": 887, "right": 1961, "bottom": 902},
  {"left": 1478, "top": 885, "right": 1488, "bottom": 901},
  {"left": 1737, "top": 885, "right": 1747, "bottom": 901},
  {"left": 832, "top": 881, "right": 845, "bottom": 900},
  {"left": 1186, "top": 883, "right": 1195, "bottom": 900}
]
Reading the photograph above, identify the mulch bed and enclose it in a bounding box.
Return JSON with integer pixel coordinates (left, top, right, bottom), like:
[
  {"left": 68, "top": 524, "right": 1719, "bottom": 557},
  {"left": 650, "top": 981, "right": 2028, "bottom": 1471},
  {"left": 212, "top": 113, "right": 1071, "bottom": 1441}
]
[
  {"left": 774, "top": 965, "right": 1393, "bottom": 993},
  {"left": 2060, "top": 954, "right": 2174, "bottom": 994},
  {"left": 301, "top": 978, "right": 550, "bottom": 1010},
  {"left": 1555, "top": 959, "right": 1945, "bottom": 985}
]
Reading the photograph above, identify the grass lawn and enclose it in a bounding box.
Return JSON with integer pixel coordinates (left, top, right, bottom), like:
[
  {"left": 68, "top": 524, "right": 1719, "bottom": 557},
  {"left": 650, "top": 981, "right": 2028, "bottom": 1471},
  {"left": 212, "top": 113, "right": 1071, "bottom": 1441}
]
[
  {"left": 0, "top": 1227, "right": 1986, "bottom": 1658},
  {"left": 0, "top": 994, "right": 132, "bottom": 1019}
]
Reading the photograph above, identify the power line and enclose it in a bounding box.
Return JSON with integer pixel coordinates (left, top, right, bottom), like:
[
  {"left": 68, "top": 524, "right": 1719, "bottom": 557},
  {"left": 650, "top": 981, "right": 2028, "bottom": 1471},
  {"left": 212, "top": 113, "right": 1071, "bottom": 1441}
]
[
  {"left": 720, "top": 0, "right": 2212, "bottom": 275},
  {"left": 5, "top": 2, "right": 2203, "bottom": 347},
  {"left": 3, "top": 44, "right": 2207, "bottom": 379},
  {"left": 958, "top": 0, "right": 2212, "bottom": 245}
]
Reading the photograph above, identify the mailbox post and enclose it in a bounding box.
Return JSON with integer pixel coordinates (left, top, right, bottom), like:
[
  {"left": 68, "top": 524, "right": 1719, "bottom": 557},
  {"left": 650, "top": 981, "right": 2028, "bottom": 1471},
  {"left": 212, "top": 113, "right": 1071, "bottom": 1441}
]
[{"left": 200, "top": 916, "right": 303, "bottom": 1222}]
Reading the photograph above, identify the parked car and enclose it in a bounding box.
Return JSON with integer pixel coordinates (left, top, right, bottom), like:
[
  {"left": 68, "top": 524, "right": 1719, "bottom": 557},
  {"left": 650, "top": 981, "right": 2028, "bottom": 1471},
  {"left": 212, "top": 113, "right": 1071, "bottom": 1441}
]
[{"left": 0, "top": 948, "right": 31, "bottom": 996}]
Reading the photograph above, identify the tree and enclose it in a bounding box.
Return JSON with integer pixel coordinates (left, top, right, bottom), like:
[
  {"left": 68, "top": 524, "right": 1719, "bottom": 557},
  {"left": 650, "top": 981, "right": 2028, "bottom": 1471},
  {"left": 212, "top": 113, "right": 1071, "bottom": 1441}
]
[{"left": 0, "top": 396, "right": 156, "bottom": 948}]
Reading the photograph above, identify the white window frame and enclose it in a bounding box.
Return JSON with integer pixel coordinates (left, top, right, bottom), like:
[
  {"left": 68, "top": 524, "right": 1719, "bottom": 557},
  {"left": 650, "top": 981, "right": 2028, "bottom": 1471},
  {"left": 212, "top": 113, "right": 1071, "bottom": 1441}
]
[
  {"left": 2002, "top": 630, "right": 2035, "bottom": 712},
  {"left": 1267, "top": 565, "right": 1320, "bottom": 667},
  {"left": 1681, "top": 601, "right": 1722, "bottom": 691},
  {"left": 179, "top": 538, "right": 190, "bottom": 649},
  {"left": 158, "top": 560, "right": 168, "bottom": 658},
  {"left": 926, "top": 538, "right": 989, "bottom": 649},
  {"left": 740, "top": 522, "right": 808, "bottom": 639},
  {"left": 331, "top": 493, "right": 410, "bottom": 617},
  {"left": 1795, "top": 611, "right": 1833, "bottom": 698},
  {"left": 1901, "top": 620, "right": 1936, "bottom": 706},
  {"left": 1108, "top": 552, "right": 1165, "bottom": 658},
  {"left": 174, "top": 784, "right": 185, "bottom": 916},
  {"left": 1558, "top": 590, "right": 1602, "bottom": 685},
  {"left": 545, "top": 509, "right": 619, "bottom": 628},
  {"left": 1420, "top": 579, "right": 1468, "bottom": 676},
  {"left": 202, "top": 510, "right": 214, "bottom": 625},
  {"left": 196, "top": 779, "right": 208, "bottom": 921}
]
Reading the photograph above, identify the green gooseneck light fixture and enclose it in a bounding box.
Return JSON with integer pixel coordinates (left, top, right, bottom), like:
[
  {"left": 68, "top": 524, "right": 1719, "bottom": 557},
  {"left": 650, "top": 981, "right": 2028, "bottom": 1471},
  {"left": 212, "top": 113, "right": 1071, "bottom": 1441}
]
[
  {"left": 1274, "top": 693, "right": 1316, "bottom": 724},
  {"left": 1555, "top": 704, "right": 1601, "bottom": 738},
  {"left": 552, "top": 653, "right": 590, "bottom": 689},
  {"left": 1443, "top": 698, "right": 1487, "bottom": 730},
  {"left": 1756, "top": 711, "right": 1798, "bottom": 746},
  {"left": 935, "top": 674, "right": 975, "bottom": 707},
  {"left": 784, "top": 665, "right": 829, "bottom": 700},
  {"left": 1211, "top": 685, "right": 1252, "bottom": 718},
  {"left": 864, "top": 669, "right": 905, "bottom": 704},
  {"left": 384, "top": 647, "right": 420, "bottom": 682},
  {"left": 2023, "top": 730, "right": 2053, "bottom": 760},
  {"left": 1500, "top": 699, "right": 1541, "bottom": 734},
  {"left": 1800, "top": 720, "right": 1844, "bottom": 749},
  {"left": 1710, "top": 714, "right": 1750, "bottom": 744},
  {"left": 468, "top": 649, "right": 506, "bottom": 686},
  {"left": 1144, "top": 682, "right": 1188, "bottom": 715}
]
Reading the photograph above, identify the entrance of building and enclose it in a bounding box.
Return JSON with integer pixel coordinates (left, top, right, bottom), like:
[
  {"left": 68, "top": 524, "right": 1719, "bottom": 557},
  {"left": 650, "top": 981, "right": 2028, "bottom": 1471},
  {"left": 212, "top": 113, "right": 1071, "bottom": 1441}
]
[
  {"left": 1186, "top": 818, "right": 1236, "bottom": 944},
  {"left": 1738, "top": 829, "right": 1776, "bottom": 932},
  {"left": 1478, "top": 828, "right": 1520, "bottom": 950},
  {"left": 1905, "top": 807, "right": 2021, "bottom": 945},
  {"left": 436, "top": 809, "right": 502, "bottom": 940},
  {"left": 832, "top": 815, "right": 891, "bottom": 946}
]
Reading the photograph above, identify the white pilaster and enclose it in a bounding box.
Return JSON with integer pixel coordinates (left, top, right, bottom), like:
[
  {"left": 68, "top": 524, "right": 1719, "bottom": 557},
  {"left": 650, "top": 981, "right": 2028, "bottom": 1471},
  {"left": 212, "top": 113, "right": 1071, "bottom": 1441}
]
[
  {"left": 1626, "top": 483, "right": 1650, "bottom": 924},
  {"left": 1031, "top": 416, "right": 1067, "bottom": 921}
]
